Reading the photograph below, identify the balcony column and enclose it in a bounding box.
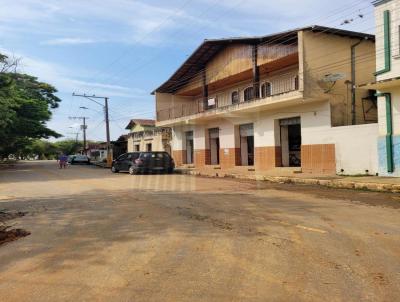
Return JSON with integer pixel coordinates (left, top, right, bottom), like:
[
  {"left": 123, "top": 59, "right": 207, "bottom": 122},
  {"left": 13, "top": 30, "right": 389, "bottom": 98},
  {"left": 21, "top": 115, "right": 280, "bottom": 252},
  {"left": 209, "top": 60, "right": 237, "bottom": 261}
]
[
  {"left": 193, "top": 125, "right": 209, "bottom": 167},
  {"left": 171, "top": 127, "right": 185, "bottom": 166},
  {"left": 202, "top": 69, "right": 208, "bottom": 111},
  {"left": 252, "top": 44, "right": 260, "bottom": 98}
]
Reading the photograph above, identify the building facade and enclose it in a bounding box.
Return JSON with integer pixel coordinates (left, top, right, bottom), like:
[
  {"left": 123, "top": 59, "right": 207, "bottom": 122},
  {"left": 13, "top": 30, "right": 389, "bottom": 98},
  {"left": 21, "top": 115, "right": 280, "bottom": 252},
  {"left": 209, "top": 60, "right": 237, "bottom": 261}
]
[
  {"left": 88, "top": 142, "right": 109, "bottom": 162},
  {"left": 360, "top": 0, "right": 400, "bottom": 176},
  {"left": 154, "top": 26, "right": 378, "bottom": 175},
  {"left": 126, "top": 119, "right": 172, "bottom": 154}
]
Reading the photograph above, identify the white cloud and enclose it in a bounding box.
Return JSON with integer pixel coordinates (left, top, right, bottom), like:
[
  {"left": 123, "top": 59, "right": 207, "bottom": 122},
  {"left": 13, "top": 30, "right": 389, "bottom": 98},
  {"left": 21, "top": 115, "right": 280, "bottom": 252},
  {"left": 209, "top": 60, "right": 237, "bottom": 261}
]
[
  {"left": 41, "top": 38, "right": 97, "bottom": 45},
  {"left": 0, "top": 46, "right": 146, "bottom": 98},
  {"left": 0, "top": 0, "right": 193, "bottom": 46}
]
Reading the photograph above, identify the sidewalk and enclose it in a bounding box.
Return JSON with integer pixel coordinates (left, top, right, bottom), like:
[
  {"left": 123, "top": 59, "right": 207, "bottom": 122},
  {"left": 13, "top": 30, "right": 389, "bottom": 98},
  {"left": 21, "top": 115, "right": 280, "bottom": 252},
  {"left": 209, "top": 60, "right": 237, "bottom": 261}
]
[{"left": 175, "top": 166, "right": 400, "bottom": 193}]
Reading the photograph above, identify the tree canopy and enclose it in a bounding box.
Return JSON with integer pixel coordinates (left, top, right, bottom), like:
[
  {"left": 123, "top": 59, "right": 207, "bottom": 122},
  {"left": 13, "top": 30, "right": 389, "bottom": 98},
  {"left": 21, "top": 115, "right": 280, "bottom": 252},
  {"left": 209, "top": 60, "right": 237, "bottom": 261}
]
[
  {"left": 0, "top": 54, "right": 61, "bottom": 157},
  {"left": 19, "top": 139, "right": 83, "bottom": 160}
]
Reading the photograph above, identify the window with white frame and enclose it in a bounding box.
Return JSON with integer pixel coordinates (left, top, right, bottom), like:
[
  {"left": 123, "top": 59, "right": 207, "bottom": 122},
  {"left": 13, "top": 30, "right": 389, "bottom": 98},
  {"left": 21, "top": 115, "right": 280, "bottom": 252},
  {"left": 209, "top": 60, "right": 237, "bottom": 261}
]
[
  {"left": 244, "top": 87, "right": 254, "bottom": 102},
  {"left": 261, "top": 82, "right": 272, "bottom": 98},
  {"left": 398, "top": 25, "right": 400, "bottom": 56},
  {"left": 231, "top": 91, "right": 239, "bottom": 104}
]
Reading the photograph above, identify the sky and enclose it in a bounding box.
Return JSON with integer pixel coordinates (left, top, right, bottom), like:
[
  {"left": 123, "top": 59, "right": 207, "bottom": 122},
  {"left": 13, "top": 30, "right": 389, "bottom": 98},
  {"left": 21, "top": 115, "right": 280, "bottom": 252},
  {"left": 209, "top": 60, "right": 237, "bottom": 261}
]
[{"left": 0, "top": 0, "right": 375, "bottom": 142}]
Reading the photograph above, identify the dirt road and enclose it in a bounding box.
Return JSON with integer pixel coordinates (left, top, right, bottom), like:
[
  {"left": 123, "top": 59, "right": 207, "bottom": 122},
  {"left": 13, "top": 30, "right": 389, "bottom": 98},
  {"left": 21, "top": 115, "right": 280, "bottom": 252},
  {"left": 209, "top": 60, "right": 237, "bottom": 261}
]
[{"left": 0, "top": 161, "right": 399, "bottom": 301}]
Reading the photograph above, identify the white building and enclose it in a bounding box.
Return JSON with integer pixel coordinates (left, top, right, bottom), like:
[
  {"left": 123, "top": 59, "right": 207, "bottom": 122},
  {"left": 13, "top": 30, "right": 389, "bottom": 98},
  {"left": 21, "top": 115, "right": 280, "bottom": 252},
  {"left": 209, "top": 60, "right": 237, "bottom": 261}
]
[
  {"left": 154, "top": 26, "right": 379, "bottom": 175},
  {"left": 125, "top": 119, "right": 172, "bottom": 154},
  {"left": 359, "top": 0, "right": 400, "bottom": 176}
]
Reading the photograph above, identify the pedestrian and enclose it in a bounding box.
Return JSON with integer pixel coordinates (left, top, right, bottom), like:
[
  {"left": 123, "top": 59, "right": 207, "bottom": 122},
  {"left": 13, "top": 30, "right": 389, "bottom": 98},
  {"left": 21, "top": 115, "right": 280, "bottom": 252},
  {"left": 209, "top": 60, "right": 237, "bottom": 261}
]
[{"left": 58, "top": 153, "right": 68, "bottom": 169}]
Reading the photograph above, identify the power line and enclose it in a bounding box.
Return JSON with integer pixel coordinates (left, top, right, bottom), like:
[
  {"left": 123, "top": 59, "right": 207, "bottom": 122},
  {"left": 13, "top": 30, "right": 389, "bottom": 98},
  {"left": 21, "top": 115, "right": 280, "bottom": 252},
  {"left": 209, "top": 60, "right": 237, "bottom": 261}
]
[
  {"left": 86, "top": 0, "right": 246, "bottom": 93},
  {"left": 93, "top": 0, "right": 370, "bottom": 92},
  {"left": 83, "top": 0, "right": 200, "bottom": 93}
]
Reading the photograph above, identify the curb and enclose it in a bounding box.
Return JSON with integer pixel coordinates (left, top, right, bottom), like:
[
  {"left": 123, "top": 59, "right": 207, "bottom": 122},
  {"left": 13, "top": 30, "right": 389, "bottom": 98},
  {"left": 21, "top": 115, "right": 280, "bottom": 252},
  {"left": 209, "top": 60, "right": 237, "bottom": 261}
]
[
  {"left": 92, "top": 162, "right": 109, "bottom": 168},
  {"left": 175, "top": 169, "right": 400, "bottom": 193}
]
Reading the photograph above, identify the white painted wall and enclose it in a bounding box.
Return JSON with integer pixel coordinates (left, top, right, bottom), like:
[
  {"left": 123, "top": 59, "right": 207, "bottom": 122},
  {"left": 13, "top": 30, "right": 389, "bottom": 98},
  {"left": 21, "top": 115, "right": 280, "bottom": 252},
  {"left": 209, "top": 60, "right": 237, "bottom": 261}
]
[
  {"left": 305, "top": 123, "right": 379, "bottom": 175},
  {"left": 253, "top": 100, "right": 332, "bottom": 147},
  {"left": 375, "top": 0, "right": 400, "bottom": 81},
  {"left": 127, "top": 134, "right": 166, "bottom": 153},
  {"left": 170, "top": 100, "right": 378, "bottom": 174},
  {"left": 377, "top": 86, "right": 400, "bottom": 135}
]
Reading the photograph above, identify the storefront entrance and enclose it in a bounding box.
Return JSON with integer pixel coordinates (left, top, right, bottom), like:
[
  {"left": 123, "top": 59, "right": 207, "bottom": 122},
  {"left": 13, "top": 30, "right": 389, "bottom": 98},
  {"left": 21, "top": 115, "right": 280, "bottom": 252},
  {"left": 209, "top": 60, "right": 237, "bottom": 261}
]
[
  {"left": 185, "top": 131, "right": 194, "bottom": 164},
  {"left": 209, "top": 128, "right": 220, "bottom": 165},
  {"left": 280, "top": 117, "right": 301, "bottom": 167},
  {"left": 239, "top": 124, "right": 254, "bottom": 166}
]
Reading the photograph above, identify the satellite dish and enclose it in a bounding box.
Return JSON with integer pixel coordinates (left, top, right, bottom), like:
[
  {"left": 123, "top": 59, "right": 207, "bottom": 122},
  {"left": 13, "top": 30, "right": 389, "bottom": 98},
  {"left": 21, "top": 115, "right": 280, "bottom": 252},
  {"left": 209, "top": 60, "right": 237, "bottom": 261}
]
[
  {"left": 321, "top": 73, "right": 346, "bottom": 83},
  {"left": 318, "top": 73, "right": 346, "bottom": 93}
]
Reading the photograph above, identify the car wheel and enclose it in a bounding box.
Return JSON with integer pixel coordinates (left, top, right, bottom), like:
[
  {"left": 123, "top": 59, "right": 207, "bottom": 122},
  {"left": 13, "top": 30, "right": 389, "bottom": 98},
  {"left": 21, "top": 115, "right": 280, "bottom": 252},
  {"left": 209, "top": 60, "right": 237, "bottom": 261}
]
[
  {"left": 128, "top": 166, "right": 137, "bottom": 175},
  {"left": 111, "top": 165, "right": 119, "bottom": 173},
  {"left": 167, "top": 167, "right": 174, "bottom": 174}
]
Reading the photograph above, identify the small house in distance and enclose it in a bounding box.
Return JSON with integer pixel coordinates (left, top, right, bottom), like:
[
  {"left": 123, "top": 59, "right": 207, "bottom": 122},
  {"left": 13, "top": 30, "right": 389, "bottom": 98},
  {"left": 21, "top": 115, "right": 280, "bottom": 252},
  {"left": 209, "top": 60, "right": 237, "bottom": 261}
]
[{"left": 125, "top": 119, "right": 172, "bottom": 154}]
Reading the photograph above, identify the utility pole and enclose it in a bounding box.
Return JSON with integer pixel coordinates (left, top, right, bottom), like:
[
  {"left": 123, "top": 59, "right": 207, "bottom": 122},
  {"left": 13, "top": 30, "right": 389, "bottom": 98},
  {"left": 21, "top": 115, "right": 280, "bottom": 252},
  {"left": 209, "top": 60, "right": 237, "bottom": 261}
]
[
  {"left": 69, "top": 116, "right": 89, "bottom": 154},
  {"left": 104, "top": 97, "right": 110, "bottom": 154},
  {"left": 67, "top": 132, "right": 80, "bottom": 143},
  {"left": 72, "top": 93, "right": 112, "bottom": 167},
  {"left": 83, "top": 117, "right": 87, "bottom": 154}
]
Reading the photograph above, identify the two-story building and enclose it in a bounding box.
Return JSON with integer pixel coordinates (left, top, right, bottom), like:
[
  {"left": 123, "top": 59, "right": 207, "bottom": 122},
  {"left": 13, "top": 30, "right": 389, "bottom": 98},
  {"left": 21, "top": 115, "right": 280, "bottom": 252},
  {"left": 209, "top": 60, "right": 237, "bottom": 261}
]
[
  {"left": 126, "top": 119, "right": 172, "bottom": 154},
  {"left": 360, "top": 0, "right": 400, "bottom": 176},
  {"left": 154, "top": 26, "right": 378, "bottom": 175}
]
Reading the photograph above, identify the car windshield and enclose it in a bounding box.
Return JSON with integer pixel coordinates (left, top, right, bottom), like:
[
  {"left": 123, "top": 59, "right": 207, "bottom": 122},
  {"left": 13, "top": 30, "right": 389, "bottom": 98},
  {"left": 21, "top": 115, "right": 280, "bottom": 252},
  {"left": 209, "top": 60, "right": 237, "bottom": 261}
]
[{"left": 141, "top": 153, "right": 152, "bottom": 159}]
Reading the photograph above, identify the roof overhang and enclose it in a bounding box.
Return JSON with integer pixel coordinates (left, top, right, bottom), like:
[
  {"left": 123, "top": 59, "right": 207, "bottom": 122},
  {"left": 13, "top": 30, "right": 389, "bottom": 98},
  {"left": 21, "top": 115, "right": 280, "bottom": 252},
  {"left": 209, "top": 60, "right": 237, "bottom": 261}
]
[
  {"left": 358, "top": 77, "right": 400, "bottom": 90},
  {"left": 152, "top": 25, "right": 374, "bottom": 95},
  {"left": 372, "top": 0, "right": 393, "bottom": 7}
]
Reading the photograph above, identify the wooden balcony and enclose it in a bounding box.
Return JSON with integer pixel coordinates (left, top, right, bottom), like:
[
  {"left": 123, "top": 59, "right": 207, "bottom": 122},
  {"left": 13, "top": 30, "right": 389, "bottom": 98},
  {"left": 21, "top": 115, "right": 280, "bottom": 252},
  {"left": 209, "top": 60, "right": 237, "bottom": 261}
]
[{"left": 157, "top": 73, "right": 301, "bottom": 124}]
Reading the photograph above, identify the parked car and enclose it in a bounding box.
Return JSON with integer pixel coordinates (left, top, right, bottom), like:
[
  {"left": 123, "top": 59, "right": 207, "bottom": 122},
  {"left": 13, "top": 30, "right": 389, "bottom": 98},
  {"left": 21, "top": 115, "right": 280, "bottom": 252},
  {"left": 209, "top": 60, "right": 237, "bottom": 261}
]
[
  {"left": 67, "top": 155, "right": 75, "bottom": 164},
  {"left": 129, "top": 152, "right": 174, "bottom": 175},
  {"left": 111, "top": 152, "right": 141, "bottom": 173},
  {"left": 70, "top": 154, "right": 90, "bottom": 165}
]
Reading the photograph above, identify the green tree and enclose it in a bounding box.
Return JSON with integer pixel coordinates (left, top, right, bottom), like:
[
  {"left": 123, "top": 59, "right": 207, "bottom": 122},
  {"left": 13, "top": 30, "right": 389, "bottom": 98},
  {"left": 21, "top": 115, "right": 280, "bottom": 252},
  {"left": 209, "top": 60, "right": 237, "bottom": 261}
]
[
  {"left": 53, "top": 140, "right": 83, "bottom": 155},
  {"left": 0, "top": 54, "right": 61, "bottom": 158}
]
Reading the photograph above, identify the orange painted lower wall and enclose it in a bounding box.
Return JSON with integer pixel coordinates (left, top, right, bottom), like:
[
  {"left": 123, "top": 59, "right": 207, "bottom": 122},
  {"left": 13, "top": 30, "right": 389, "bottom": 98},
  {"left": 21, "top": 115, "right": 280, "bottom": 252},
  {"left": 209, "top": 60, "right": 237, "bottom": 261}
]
[
  {"left": 182, "top": 144, "right": 336, "bottom": 174},
  {"left": 172, "top": 150, "right": 185, "bottom": 166},
  {"left": 254, "top": 146, "right": 282, "bottom": 171},
  {"left": 194, "top": 149, "right": 211, "bottom": 167},
  {"left": 301, "top": 144, "right": 336, "bottom": 174},
  {"left": 219, "top": 148, "right": 240, "bottom": 169}
]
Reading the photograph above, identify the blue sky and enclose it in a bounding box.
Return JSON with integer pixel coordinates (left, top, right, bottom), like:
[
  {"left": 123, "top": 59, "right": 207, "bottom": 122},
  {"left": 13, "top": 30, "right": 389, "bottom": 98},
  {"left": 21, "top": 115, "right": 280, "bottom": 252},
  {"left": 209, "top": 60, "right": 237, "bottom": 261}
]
[{"left": 0, "top": 0, "right": 374, "bottom": 142}]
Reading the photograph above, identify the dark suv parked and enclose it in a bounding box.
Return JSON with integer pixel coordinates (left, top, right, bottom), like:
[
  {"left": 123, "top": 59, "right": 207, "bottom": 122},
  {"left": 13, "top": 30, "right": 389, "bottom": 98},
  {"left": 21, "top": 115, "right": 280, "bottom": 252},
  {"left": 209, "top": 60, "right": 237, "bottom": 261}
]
[
  {"left": 111, "top": 152, "right": 141, "bottom": 173},
  {"left": 130, "top": 152, "right": 174, "bottom": 175}
]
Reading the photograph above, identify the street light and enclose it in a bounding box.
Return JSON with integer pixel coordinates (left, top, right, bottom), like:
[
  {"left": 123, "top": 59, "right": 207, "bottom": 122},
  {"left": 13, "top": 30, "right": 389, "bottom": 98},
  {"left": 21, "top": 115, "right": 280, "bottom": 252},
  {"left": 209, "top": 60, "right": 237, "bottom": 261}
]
[{"left": 72, "top": 93, "right": 112, "bottom": 167}]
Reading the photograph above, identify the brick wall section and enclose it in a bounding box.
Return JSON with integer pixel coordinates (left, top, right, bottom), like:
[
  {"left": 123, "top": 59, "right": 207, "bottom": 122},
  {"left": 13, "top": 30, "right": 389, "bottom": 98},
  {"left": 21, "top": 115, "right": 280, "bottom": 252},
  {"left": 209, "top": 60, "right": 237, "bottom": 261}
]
[
  {"left": 219, "top": 148, "right": 240, "bottom": 169},
  {"left": 194, "top": 149, "right": 211, "bottom": 167},
  {"left": 172, "top": 150, "right": 185, "bottom": 167},
  {"left": 301, "top": 144, "right": 336, "bottom": 174},
  {"left": 254, "top": 146, "right": 282, "bottom": 171}
]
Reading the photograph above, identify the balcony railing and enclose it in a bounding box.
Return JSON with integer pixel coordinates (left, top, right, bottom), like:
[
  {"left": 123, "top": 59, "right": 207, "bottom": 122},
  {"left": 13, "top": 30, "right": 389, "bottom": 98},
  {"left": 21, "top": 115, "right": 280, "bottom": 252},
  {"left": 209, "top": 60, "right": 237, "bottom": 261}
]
[
  {"left": 129, "top": 128, "right": 172, "bottom": 140},
  {"left": 157, "top": 73, "right": 299, "bottom": 122}
]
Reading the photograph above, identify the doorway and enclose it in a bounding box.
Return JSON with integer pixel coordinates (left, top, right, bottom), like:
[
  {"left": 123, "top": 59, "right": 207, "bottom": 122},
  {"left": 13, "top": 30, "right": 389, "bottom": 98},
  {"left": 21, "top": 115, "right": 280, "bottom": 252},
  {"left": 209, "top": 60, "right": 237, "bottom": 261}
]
[
  {"left": 185, "top": 131, "right": 194, "bottom": 164},
  {"left": 280, "top": 117, "right": 301, "bottom": 167},
  {"left": 209, "top": 128, "right": 220, "bottom": 165},
  {"left": 239, "top": 124, "right": 254, "bottom": 166}
]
